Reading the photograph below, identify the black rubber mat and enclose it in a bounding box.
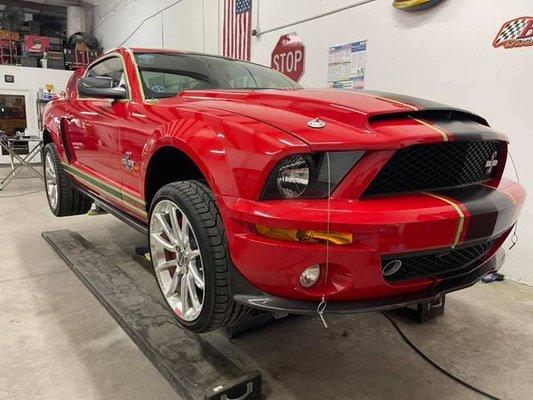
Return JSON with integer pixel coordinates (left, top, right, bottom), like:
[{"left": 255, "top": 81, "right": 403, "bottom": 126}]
[{"left": 42, "top": 229, "right": 260, "bottom": 400}]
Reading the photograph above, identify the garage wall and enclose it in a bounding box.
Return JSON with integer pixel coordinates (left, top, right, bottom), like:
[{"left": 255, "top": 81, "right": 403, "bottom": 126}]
[
  {"left": 0, "top": 66, "right": 73, "bottom": 161},
  {"left": 94, "top": 0, "right": 533, "bottom": 285},
  {"left": 93, "top": 0, "right": 220, "bottom": 52}
]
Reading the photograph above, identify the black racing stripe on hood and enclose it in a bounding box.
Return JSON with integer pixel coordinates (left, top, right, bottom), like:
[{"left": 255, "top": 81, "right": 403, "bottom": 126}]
[
  {"left": 436, "top": 186, "right": 515, "bottom": 242},
  {"left": 363, "top": 90, "right": 451, "bottom": 110},
  {"left": 428, "top": 119, "right": 506, "bottom": 142},
  {"left": 364, "top": 91, "right": 489, "bottom": 127},
  {"left": 368, "top": 109, "right": 490, "bottom": 127}
]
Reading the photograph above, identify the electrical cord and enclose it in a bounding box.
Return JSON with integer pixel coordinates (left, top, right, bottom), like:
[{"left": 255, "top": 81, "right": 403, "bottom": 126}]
[
  {"left": 118, "top": 0, "right": 186, "bottom": 47},
  {"left": 0, "top": 188, "right": 44, "bottom": 198},
  {"left": 381, "top": 312, "right": 501, "bottom": 400},
  {"left": 507, "top": 149, "right": 521, "bottom": 250}
]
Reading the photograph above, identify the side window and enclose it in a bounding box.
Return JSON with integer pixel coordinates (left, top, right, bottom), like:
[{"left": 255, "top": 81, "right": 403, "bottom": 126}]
[
  {"left": 84, "top": 57, "right": 128, "bottom": 97},
  {"left": 138, "top": 70, "right": 215, "bottom": 97}
]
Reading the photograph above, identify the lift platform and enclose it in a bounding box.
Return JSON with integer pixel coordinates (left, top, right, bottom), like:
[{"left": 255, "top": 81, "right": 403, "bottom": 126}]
[{"left": 42, "top": 230, "right": 263, "bottom": 400}]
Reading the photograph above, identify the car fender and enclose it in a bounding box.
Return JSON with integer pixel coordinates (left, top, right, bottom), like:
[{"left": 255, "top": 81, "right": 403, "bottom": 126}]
[
  {"left": 43, "top": 101, "right": 69, "bottom": 161},
  {"left": 140, "top": 111, "right": 309, "bottom": 200}
]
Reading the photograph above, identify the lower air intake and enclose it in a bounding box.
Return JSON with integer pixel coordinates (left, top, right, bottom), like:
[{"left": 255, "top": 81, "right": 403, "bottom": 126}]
[{"left": 382, "top": 240, "right": 495, "bottom": 283}]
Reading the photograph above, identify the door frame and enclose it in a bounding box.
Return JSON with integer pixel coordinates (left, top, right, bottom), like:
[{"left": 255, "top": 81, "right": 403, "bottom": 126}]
[{"left": 0, "top": 89, "right": 36, "bottom": 164}]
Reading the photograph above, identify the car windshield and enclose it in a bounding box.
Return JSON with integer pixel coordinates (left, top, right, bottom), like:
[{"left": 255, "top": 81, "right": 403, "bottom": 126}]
[{"left": 134, "top": 52, "right": 301, "bottom": 99}]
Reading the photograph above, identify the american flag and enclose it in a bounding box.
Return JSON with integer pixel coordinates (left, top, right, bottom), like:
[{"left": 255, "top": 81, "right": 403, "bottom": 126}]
[{"left": 223, "top": 0, "right": 252, "bottom": 61}]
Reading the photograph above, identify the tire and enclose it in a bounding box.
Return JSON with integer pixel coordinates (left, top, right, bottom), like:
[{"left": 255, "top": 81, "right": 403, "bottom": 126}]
[
  {"left": 43, "top": 143, "right": 92, "bottom": 217},
  {"left": 149, "top": 180, "right": 250, "bottom": 333}
]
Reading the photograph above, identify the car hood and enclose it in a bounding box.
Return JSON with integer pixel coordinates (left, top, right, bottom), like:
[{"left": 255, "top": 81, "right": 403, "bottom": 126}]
[{"left": 166, "top": 88, "right": 486, "bottom": 151}]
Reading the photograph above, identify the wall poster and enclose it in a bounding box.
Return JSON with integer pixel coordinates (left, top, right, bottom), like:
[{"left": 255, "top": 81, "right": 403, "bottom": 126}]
[{"left": 327, "top": 40, "right": 367, "bottom": 89}]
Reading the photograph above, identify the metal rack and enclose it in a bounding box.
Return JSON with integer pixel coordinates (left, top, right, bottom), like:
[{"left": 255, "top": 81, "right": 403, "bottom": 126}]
[
  {"left": 0, "top": 136, "right": 44, "bottom": 190},
  {"left": 0, "top": 39, "right": 19, "bottom": 65}
]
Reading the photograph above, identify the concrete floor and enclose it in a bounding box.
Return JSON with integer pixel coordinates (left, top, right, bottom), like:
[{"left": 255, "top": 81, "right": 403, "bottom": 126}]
[{"left": 1, "top": 170, "right": 532, "bottom": 400}]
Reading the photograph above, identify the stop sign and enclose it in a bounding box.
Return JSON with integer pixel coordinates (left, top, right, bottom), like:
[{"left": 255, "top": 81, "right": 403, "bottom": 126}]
[{"left": 271, "top": 33, "right": 305, "bottom": 82}]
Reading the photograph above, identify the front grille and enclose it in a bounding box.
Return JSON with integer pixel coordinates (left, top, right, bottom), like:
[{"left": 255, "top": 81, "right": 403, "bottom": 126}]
[
  {"left": 382, "top": 240, "right": 494, "bottom": 283},
  {"left": 364, "top": 140, "right": 502, "bottom": 197}
]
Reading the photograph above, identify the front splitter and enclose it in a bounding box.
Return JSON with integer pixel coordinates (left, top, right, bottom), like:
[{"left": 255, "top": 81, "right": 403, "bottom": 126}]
[{"left": 230, "top": 250, "right": 505, "bottom": 315}]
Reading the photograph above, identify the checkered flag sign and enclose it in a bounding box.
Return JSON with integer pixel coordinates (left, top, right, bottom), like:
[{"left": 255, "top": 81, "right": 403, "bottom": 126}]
[{"left": 493, "top": 17, "right": 533, "bottom": 48}]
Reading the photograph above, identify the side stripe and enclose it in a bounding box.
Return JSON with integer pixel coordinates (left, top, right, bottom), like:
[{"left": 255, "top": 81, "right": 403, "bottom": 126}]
[
  {"left": 63, "top": 164, "right": 147, "bottom": 218},
  {"left": 423, "top": 192, "right": 465, "bottom": 247}
]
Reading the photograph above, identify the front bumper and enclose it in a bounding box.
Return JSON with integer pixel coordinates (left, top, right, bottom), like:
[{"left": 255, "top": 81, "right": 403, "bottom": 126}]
[
  {"left": 218, "top": 179, "right": 525, "bottom": 309},
  {"left": 230, "top": 248, "right": 505, "bottom": 314}
]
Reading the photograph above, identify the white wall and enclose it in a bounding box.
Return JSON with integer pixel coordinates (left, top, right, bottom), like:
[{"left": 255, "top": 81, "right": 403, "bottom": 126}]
[
  {"left": 93, "top": 0, "right": 220, "bottom": 52},
  {"left": 0, "top": 66, "right": 73, "bottom": 163},
  {"left": 94, "top": 0, "right": 533, "bottom": 285},
  {"left": 0, "top": 66, "right": 73, "bottom": 132}
]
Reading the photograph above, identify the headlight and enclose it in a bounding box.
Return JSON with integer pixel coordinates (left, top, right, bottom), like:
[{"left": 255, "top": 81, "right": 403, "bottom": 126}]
[
  {"left": 261, "top": 151, "right": 365, "bottom": 200},
  {"left": 276, "top": 155, "right": 310, "bottom": 198}
]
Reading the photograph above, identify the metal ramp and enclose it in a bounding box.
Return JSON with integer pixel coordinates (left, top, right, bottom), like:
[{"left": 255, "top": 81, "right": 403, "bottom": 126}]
[{"left": 42, "top": 229, "right": 261, "bottom": 400}]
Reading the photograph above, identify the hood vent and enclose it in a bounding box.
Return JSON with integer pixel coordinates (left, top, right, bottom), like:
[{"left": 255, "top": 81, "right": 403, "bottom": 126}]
[{"left": 369, "top": 109, "right": 489, "bottom": 127}]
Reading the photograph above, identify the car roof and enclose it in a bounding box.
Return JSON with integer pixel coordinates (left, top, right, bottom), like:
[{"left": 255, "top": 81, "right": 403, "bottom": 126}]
[
  {"left": 105, "top": 47, "right": 274, "bottom": 70},
  {"left": 122, "top": 47, "right": 242, "bottom": 62}
]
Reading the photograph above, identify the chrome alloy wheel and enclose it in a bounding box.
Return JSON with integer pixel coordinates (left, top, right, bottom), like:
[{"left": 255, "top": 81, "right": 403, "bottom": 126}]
[
  {"left": 150, "top": 200, "right": 205, "bottom": 321},
  {"left": 44, "top": 152, "right": 58, "bottom": 210}
]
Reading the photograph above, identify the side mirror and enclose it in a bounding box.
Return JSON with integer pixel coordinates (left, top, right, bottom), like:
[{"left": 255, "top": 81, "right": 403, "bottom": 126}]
[{"left": 78, "top": 76, "right": 127, "bottom": 100}]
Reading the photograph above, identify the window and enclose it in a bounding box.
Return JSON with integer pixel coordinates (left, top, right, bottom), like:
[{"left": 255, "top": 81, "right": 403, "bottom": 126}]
[
  {"left": 134, "top": 52, "right": 301, "bottom": 99},
  {"left": 141, "top": 71, "right": 205, "bottom": 95},
  {"left": 0, "top": 94, "right": 28, "bottom": 156},
  {"left": 0, "top": 94, "right": 26, "bottom": 137},
  {"left": 84, "top": 56, "right": 128, "bottom": 97}
]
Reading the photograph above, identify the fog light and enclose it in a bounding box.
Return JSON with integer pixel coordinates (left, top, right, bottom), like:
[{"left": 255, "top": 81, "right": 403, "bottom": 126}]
[{"left": 300, "top": 265, "right": 321, "bottom": 288}]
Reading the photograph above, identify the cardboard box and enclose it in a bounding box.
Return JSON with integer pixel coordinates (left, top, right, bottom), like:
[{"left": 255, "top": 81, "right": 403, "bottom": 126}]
[
  {"left": 47, "top": 51, "right": 64, "bottom": 60},
  {"left": 49, "top": 36, "right": 62, "bottom": 51},
  {"left": 48, "top": 58, "right": 65, "bottom": 70},
  {"left": 0, "top": 30, "right": 20, "bottom": 41},
  {"left": 74, "top": 42, "right": 89, "bottom": 52},
  {"left": 0, "top": 39, "right": 17, "bottom": 48},
  {"left": 21, "top": 56, "right": 39, "bottom": 68}
]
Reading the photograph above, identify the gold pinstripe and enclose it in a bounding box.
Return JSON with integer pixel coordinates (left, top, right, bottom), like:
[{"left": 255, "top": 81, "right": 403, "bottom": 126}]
[
  {"left": 66, "top": 169, "right": 147, "bottom": 218},
  {"left": 64, "top": 164, "right": 145, "bottom": 205},
  {"left": 123, "top": 48, "right": 156, "bottom": 105},
  {"left": 373, "top": 95, "right": 419, "bottom": 111},
  {"left": 411, "top": 117, "right": 450, "bottom": 142},
  {"left": 424, "top": 192, "right": 465, "bottom": 248},
  {"left": 63, "top": 163, "right": 147, "bottom": 218},
  {"left": 348, "top": 91, "right": 419, "bottom": 111}
]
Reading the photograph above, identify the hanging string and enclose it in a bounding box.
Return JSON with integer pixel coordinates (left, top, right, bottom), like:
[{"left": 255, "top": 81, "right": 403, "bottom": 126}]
[
  {"left": 508, "top": 149, "right": 520, "bottom": 250},
  {"left": 317, "top": 152, "right": 332, "bottom": 328}
]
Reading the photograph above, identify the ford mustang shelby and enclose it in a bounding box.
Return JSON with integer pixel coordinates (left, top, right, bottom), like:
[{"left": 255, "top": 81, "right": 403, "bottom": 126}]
[{"left": 42, "top": 48, "right": 525, "bottom": 332}]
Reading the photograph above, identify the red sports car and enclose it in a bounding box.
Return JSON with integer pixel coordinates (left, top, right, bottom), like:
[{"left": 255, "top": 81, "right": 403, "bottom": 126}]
[{"left": 42, "top": 48, "right": 525, "bottom": 332}]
